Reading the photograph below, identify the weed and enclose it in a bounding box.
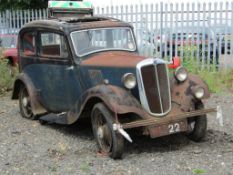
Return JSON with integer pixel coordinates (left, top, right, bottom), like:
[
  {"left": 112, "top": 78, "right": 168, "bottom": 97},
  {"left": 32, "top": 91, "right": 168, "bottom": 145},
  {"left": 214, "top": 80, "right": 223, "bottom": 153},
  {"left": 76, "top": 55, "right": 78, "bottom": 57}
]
[
  {"left": 80, "top": 161, "right": 91, "bottom": 174},
  {"left": 0, "top": 59, "right": 17, "bottom": 93},
  {"left": 48, "top": 165, "right": 57, "bottom": 172},
  {"left": 192, "top": 168, "right": 207, "bottom": 175},
  {"left": 181, "top": 46, "right": 232, "bottom": 93}
]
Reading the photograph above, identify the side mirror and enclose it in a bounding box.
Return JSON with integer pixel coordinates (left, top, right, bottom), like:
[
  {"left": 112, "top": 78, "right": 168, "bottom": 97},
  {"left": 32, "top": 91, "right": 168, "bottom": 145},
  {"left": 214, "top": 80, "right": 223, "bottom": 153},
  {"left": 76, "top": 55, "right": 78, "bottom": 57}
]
[{"left": 168, "top": 56, "right": 181, "bottom": 69}]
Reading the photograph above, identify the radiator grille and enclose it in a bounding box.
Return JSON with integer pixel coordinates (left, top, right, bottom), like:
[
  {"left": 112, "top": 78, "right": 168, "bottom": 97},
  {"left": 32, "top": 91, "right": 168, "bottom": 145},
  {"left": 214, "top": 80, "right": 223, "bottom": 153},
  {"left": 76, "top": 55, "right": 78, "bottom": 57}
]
[{"left": 140, "top": 63, "right": 171, "bottom": 115}]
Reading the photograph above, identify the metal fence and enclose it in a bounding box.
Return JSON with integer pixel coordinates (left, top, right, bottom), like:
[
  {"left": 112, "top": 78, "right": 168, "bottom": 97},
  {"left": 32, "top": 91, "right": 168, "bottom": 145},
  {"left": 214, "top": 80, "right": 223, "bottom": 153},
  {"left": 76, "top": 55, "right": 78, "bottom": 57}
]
[{"left": 0, "top": 2, "right": 233, "bottom": 69}]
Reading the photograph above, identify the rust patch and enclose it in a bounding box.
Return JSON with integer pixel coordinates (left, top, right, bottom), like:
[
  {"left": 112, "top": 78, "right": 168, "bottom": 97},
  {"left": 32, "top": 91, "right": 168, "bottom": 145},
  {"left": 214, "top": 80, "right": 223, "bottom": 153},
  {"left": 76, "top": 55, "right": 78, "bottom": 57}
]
[
  {"left": 88, "top": 69, "right": 104, "bottom": 85},
  {"left": 81, "top": 51, "right": 145, "bottom": 68},
  {"left": 171, "top": 74, "right": 210, "bottom": 112}
]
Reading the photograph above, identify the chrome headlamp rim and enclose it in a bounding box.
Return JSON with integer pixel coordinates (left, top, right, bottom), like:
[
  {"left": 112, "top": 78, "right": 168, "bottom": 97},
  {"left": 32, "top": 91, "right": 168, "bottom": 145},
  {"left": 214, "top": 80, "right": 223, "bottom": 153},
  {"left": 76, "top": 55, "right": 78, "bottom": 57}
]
[
  {"left": 174, "top": 66, "right": 188, "bottom": 82},
  {"left": 122, "top": 73, "right": 137, "bottom": 89},
  {"left": 192, "top": 86, "right": 205, "bottom": 99}
]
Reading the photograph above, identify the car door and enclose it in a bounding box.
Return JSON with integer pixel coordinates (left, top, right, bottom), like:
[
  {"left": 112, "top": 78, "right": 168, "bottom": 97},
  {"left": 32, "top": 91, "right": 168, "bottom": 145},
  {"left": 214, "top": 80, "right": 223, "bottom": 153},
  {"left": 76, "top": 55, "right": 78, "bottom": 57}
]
[{"left": 21, "top": 30, "right": 82, "bottom": 112}]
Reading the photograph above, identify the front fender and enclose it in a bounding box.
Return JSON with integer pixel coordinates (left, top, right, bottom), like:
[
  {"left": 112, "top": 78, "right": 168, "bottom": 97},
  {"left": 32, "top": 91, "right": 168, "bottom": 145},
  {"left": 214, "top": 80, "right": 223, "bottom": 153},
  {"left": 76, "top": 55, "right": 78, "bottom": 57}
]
[
  {"left": 66, "top": 85, "right": 145, "bottom": 124},
  {"left": 171, "top": 73, "right": 210, "bottom": 111},
  {"left": 188, "top": 74, "right": 210, "bottom": 99},
  {"left": 12, "top": 73, "right": 47, "bottom": 115}
]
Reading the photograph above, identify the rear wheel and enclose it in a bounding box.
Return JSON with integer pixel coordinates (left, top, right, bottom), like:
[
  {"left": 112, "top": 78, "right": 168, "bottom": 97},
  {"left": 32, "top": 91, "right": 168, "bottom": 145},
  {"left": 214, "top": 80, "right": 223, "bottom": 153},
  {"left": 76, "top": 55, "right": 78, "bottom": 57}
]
[
  {"left": 19, "top": 85, "right": 33, "bottom": 119},
  {"left": 7, "top": 63, "right": 14, "bottom": 76},
  {"left": 91, "top": 103, "right": 124, "bottom": 159},
  {"left": 6, "top": 58, "right": 16, "bottom": 77},
  {"left": 187, "top": 102, "right": 207, "bottom": 142}
]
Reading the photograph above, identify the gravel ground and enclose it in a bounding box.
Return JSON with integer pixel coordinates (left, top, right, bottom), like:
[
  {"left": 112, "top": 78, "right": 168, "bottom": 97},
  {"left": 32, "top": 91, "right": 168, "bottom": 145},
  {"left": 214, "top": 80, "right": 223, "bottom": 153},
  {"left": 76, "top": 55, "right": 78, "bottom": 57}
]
[{"left": 0, "top": 92, "right": 233, "bottom": 175}]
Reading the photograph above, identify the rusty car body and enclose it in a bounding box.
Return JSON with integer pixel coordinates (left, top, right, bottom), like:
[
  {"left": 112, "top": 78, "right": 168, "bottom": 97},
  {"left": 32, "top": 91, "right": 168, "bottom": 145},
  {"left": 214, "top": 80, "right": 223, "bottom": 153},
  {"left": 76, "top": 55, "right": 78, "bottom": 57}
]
[{"left": 12, "top": 16, "right": 216, "bottom": 159}]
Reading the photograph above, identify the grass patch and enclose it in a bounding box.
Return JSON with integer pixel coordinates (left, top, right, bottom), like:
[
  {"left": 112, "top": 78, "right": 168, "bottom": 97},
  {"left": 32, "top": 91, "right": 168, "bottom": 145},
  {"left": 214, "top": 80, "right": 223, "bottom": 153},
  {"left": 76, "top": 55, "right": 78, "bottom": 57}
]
[
  {"left": 182, "top": 58, "right": 222, "bottom": 93},
  {"left": 181, "top": 46, "right": 233, "bottom": 93},
  {"left": 0, "top": 59, "right": 18, "bottom": 94},
  {"left": 183, "top": 59, "right": 232, "bottom": 93},
  {"left": 192, "top": 168, "right": 207, "bottom": 175},
  {"left": 80, "top": 161, "right": 91, "bottom": 174}
]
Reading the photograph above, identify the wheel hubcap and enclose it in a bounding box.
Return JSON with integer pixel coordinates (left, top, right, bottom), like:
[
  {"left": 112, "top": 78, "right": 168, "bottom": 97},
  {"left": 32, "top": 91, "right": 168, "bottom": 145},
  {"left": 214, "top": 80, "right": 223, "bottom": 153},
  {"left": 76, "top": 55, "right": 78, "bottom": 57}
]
[
  {"left": 95, "top": 114, "right": 113, "bottom": 152},
  {"left": 190, "top": 122, "right": 195, "bottom": 130},
  {"left": 22, "top": 97, "right": 28, "bottom": 107},
  {"left": 20, "top": 87, "right": 33, "bottom": 118},
  {"left": 97, "top": 126, "right": 104, "bottom": 139}
]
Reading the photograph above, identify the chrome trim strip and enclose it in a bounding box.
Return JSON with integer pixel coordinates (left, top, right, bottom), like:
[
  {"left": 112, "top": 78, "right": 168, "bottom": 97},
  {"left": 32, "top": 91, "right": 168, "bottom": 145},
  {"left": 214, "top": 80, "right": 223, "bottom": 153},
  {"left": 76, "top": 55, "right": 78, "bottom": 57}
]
[
  {"left": 136, "top": 58, "right": 172, "bottom": 117},
  {"left": 154, "top": 64, "right": 163, "bottom": 113}
]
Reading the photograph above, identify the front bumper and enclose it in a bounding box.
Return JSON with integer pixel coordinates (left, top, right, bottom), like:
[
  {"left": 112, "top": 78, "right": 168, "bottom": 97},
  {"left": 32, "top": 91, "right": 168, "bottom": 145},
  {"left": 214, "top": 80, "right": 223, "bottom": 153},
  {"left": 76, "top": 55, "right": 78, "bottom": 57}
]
[{"left": 121, "top": 107, "right": 216, "bottom": 138}]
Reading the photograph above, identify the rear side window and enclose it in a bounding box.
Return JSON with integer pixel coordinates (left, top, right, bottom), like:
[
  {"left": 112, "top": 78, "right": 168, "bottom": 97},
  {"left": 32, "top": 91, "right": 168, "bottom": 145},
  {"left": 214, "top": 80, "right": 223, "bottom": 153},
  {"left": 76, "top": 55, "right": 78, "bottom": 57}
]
[
  {"left": 20, "top": 32, "right": 36, "bottom": 56},
  {"left": 40, "top": 32, "right": 68, "bottom": 58}
]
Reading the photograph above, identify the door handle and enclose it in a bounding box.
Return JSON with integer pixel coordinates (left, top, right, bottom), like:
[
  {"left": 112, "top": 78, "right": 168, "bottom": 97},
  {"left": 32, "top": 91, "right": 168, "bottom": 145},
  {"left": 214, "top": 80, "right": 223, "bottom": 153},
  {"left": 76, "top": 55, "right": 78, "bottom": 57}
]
[{"left": 66, "top": 66, "right": 74, "bottom": 70}]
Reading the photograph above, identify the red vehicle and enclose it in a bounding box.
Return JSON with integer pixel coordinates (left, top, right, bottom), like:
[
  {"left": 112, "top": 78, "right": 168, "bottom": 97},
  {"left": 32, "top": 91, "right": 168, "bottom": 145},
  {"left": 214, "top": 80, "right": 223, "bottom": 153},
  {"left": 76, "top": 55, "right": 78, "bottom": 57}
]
[{"left": 0, "top": 34, "right": 18, "bottom": 74}]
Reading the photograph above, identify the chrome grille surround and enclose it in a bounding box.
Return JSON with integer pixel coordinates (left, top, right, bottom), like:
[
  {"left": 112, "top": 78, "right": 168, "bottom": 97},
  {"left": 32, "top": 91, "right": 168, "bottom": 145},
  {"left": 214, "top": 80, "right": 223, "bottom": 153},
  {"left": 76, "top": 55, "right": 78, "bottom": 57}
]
[{"left": 136, "top": 58, "right": 171, "bottom": 116}]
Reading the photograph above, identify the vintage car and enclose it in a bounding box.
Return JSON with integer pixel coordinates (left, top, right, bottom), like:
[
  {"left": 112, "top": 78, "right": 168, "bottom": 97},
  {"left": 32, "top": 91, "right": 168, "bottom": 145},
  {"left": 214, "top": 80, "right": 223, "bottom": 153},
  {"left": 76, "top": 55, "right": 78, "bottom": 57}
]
[{"left": 12, "top": 16, "right": 216, "bottom": 159}]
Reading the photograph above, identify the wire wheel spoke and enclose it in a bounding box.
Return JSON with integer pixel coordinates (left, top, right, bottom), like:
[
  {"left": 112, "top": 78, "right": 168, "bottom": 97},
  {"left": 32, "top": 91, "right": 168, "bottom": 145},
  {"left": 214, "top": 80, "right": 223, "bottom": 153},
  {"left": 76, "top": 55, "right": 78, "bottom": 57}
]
[
  {"left": 91, "top": 103, "right": 124, "bottom": 159},
  {"left": 95, "top": 113, "right": 112, "bottom": 153},
  {"left": 20, "top": 87, "right": 33, "bottom": 119}
]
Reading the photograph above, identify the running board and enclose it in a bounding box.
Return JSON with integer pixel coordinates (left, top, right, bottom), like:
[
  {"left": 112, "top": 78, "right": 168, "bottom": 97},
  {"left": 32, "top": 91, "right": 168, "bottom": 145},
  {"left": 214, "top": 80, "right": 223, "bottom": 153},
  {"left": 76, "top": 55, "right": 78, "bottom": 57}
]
[{"left": 39, "top": 112, "right": 68, "bottom": 124}]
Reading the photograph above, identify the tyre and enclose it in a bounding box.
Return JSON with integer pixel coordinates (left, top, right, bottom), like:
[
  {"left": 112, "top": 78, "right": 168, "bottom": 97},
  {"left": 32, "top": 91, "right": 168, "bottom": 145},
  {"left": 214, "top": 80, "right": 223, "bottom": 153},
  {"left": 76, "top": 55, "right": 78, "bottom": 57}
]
[
  {"left": 7, "top": 63, "right": 14, "bottom": 77},
  {"left": 7, "top": 58, "right": 16, "bottom": 77},
  {"left": 187, "top": 102, "right": 207, "bottom": 142},
  {"left": 38, "top": 119, "right": 48, "bottom": 125},
  {"left": 91, "top": 103, "right": 124, "bottom": 159},
  {"left": 19, "top": 85, "right": 33, "bottom": 119}
]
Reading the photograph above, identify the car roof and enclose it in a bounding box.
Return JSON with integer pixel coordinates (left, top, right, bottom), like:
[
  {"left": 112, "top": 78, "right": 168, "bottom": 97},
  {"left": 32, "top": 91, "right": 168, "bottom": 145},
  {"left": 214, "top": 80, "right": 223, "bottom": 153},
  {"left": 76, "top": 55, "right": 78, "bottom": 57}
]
[{"left": 20, "top": 16, "right": 133, "bottom": 34}]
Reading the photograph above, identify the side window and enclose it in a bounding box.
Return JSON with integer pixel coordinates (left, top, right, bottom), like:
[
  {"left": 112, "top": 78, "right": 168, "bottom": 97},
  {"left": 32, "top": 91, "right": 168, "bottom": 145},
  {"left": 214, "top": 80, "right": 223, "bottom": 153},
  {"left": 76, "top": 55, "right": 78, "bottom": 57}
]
[
  {"left": 20, "top": 32, "right": 36, "bottom": 56},
  {"left": 40, "top": 32, "right": 68, "bottom": 58}
]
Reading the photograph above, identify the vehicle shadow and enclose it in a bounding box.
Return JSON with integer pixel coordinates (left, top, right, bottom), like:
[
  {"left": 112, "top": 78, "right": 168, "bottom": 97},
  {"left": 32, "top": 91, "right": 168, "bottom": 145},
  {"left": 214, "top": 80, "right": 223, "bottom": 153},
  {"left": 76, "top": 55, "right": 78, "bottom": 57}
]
[
  {"left": 125, "top": 131, "right": 191, "bottom": 154},
  {"left": 42, "top": 119, "right": 191, "bottom": 153},
  {"left": 125, "top": 129, "right": 233, "bottom": 155},
  {"left": 43, "top": 118, "right": 94, "bottom": 140},
  {"left": 41, "top": 119, "right": 233, "bottom": 155}
]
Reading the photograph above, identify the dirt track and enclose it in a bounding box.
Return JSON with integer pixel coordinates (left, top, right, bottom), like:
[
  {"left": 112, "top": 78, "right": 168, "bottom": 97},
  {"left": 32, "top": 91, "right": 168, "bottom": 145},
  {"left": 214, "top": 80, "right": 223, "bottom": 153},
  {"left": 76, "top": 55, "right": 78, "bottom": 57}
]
[{"left": 0, "top": 92, "right": 233, "bottom": 175}]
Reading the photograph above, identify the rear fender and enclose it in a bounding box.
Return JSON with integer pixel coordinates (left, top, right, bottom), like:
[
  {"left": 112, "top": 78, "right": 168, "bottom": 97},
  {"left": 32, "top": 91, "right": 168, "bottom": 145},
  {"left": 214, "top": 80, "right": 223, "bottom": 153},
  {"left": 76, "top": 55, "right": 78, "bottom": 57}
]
[{"left": 12, "top": 73, "right": 47, "bottom": 115}]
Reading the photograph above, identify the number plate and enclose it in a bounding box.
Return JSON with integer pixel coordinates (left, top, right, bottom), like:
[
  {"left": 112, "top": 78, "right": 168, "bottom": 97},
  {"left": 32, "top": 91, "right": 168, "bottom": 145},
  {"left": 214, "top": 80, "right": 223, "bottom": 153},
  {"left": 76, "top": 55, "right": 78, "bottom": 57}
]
[{"left": 148, "top": 120, "right": 188, "bottom": 138}]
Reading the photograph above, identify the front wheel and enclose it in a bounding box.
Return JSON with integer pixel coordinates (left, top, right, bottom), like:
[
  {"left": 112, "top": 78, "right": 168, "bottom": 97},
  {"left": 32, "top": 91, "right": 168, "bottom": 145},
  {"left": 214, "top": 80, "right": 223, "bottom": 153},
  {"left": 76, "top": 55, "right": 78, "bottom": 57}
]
[
  {"left": 19, "top": 85, "right": 33, "bottom": 119},
  {"left": 186, "top": 102, "right": 207, "bottom": 142},
  {"left": 91, "top": 103, "right": 124, "bottom": 159}
]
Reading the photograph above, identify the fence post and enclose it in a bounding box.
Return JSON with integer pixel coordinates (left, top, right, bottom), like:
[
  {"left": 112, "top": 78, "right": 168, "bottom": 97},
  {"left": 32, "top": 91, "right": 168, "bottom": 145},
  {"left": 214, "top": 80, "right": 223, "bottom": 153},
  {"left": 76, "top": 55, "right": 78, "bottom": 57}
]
[
  {"left": 160, "top": 2, "right": 163, "bottom": 59},
  {"left": 231, "top": 2, "right": 233, "bottom": 63},
  {"left": 5, "top": 10, "right": 10, "bottom": 34}
]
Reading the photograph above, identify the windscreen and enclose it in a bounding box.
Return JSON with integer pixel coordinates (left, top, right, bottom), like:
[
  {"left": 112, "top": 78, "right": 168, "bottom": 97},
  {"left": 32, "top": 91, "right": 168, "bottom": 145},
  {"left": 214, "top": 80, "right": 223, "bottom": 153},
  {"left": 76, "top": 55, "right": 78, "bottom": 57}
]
[{"left": 71, "top": 27, "right": 136, "bottom": 57}]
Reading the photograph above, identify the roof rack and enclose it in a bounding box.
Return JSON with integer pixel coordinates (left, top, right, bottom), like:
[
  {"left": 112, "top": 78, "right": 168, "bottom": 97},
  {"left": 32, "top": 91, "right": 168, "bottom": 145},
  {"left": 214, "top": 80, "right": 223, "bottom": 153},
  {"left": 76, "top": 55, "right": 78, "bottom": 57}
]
[
  {"left": 48, "top": 0, "right": 94, "bottom": 19},
  {"left": 57, "top": 16, "right": 120, "bottom": 23}
]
